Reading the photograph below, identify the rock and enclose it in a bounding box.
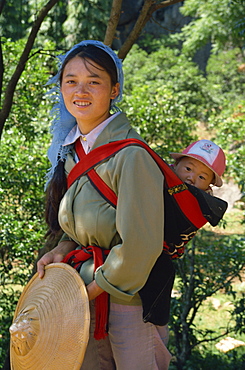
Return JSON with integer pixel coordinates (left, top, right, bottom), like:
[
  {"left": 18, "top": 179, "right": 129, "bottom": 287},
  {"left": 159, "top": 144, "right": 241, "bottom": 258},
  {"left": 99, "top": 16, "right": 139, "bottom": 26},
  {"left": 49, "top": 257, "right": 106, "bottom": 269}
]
[
  {"left": 113, "top": 1, "right": 211, "bottom": 71},
  {"left": 215, "top": 337, "right": 245, "bottom": 353},
  {"left": 213, "top": 181, "right": 242, "bottom": 212}
]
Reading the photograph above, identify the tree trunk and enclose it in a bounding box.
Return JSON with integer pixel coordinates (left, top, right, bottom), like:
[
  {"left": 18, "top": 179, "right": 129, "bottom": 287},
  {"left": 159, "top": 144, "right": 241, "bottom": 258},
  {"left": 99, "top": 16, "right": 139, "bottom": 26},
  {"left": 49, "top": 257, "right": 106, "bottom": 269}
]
[{"left": 104, "top": 0, "right": 123, "bottom": 46}]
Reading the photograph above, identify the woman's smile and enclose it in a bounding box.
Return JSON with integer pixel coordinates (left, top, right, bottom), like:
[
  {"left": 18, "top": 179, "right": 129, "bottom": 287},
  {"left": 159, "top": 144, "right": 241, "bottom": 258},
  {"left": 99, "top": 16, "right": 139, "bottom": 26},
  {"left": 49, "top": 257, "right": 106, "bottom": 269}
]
[{"left": 74, "top": 101, "right": 91, "bottom": 107}]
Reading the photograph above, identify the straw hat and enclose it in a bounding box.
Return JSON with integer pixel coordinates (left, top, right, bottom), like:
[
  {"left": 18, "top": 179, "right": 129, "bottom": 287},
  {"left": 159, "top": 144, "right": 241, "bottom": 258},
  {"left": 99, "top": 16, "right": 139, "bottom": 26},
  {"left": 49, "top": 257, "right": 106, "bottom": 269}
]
[{"left": 9, "top": 263, "right": 90, "bottom": 370}]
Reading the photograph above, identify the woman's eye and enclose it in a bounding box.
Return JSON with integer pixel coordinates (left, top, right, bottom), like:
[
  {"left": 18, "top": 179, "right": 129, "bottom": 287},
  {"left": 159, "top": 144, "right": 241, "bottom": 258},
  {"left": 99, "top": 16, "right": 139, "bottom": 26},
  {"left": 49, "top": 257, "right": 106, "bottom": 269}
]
[
  {"left": 90, "top": 80, "right": 99, "bottom": 85},
  {"left": 66, "top": 80, "right": 76, "bottom": 84}
]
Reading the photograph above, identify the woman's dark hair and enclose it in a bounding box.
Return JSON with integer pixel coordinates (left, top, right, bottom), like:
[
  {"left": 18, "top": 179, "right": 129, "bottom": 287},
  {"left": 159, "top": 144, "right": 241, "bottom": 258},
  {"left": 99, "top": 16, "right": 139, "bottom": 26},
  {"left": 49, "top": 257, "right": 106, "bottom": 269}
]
[
  {"left": 60, "top": 44, "right": 118, "bottom": 87},
  {"left": 45, "top": 44, "right": 118, "bottom": 239},
  {"left": 45, "top": 160, "right": 67, "bottom": 239}
]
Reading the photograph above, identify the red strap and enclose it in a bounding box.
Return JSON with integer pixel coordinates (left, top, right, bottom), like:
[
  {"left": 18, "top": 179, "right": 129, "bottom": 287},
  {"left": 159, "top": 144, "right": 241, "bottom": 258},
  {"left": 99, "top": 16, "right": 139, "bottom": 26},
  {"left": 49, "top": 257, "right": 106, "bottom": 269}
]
[
  {"left": 62, "top": 246, "right": 110, "bottom": 340},
  {"left": 68, "top": 138, "right": 207, "bottom": 229},
  {"left": 75, "top": 139, "right": 86, "bottom": 160},
  {"left": 73, "top": 140, "right": 118, "bottom": 207},
  {"left": 87, "top": 171, "right": 118, "bottom": 207},
  {"left": 90, "top": 246, "right": 109, "bottom": 340},
  {"left": 69, "top": 139, "right": 183, "bottom": 188}
]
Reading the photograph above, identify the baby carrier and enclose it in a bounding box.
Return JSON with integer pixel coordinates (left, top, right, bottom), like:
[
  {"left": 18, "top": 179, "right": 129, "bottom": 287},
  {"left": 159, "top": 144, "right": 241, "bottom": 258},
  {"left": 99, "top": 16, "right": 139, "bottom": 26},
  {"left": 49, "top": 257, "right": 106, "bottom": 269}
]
[{"left": 66, "top": 138, "right": 228, "bottom": 327}]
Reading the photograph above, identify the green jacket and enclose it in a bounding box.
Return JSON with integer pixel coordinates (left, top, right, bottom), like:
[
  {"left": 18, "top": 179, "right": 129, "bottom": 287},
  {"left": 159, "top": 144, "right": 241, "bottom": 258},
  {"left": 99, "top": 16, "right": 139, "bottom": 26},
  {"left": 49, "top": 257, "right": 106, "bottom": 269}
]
[{"left": 59, "top": 112, "right": 164, "bottom": 305}]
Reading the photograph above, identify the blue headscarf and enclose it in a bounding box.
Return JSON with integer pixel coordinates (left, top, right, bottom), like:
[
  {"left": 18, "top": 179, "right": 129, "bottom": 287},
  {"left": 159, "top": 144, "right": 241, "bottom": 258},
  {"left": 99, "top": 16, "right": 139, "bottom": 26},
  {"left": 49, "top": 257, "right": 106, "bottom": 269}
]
[{"left": 45, "top": 40, "right": 124, "bottom": 188}]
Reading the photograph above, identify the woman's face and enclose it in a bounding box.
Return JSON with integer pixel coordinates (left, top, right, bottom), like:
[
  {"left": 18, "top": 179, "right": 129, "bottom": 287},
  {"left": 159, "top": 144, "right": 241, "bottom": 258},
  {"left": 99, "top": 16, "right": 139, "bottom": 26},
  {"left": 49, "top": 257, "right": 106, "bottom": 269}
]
[{"left": 61, "top": 56, "right": 120, "bottom": 134}]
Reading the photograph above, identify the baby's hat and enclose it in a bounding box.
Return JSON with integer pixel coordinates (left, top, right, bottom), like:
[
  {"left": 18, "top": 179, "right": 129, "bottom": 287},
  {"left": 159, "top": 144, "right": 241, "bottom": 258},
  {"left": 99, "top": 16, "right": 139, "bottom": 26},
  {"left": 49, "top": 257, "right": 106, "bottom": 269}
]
[{"left": 170, "top": 139, "right": 226, "bottom": 187}]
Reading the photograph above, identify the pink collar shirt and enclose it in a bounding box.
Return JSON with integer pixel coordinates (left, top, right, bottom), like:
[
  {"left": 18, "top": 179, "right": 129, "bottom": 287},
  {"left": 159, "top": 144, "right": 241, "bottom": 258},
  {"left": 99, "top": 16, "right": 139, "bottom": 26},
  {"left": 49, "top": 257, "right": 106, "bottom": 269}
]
[{"left": 63, "top": 112, "right": 120, "bottom": 158}]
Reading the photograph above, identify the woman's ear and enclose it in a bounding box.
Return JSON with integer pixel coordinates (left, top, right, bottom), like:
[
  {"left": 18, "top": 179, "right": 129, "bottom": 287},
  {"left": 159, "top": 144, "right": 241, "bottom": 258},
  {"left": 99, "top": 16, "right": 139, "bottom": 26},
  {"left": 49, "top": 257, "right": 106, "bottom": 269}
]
[{"left": 110, "top": 83, "right": 120, "bottom": 100}]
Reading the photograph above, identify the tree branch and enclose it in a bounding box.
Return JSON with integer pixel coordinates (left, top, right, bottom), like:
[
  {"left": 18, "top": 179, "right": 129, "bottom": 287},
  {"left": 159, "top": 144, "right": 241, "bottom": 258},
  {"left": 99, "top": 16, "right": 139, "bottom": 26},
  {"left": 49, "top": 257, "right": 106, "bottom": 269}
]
[
  {"left": 0, "top": 0, "right": 6, "bottom": 16},
  {"left": 0, "top": 0, "right": 59, "bottom": 139},
  {"left": 104, "top": 0, "right": 123, "bottom": 47},
  {"left": 0, "top": 39, "right": 3, "bottom": 107},
  {"left": 153, "top": 0, "right": 184, "bottom": 11},
  {"left": 118, "top": 0, "right": 183, "bottom": 60},
  {"left": 191, "top": 328, "right": 230, "bottom": 350},
  {"left": 118, "top": 0, "right": 153, "bottom": 59},
  {"left": 0, "top": 1, "right": 6, "bottom": 104}
]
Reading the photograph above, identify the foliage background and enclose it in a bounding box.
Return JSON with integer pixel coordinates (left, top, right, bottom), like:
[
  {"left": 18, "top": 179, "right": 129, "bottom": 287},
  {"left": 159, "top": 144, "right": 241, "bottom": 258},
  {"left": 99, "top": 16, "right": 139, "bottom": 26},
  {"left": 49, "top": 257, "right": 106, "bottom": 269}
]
[{"left": 0, "top": 0, "right": 245, "bottom": 368}]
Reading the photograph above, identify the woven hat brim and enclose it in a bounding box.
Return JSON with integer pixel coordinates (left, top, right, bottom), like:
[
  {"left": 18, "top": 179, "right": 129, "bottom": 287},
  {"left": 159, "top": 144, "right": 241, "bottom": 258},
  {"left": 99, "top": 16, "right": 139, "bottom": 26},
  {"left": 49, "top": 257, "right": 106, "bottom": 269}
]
[{"left": 10, "top": 263, "right": 90, "bottom": 370}]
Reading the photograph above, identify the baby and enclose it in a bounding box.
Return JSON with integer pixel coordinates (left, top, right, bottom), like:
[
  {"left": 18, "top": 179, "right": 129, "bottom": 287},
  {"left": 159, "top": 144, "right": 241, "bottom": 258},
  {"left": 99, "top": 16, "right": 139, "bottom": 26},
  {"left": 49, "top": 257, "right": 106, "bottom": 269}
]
[{"left": 170, "top": 139, "right": 226, "bottom": 194}]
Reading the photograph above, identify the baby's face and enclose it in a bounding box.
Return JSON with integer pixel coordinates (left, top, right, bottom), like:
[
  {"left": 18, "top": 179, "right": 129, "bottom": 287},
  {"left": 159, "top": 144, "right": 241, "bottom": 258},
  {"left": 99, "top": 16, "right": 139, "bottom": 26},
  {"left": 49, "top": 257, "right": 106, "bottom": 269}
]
[{"left": 174, "top": 157, "right": 214, "bottom": 191}]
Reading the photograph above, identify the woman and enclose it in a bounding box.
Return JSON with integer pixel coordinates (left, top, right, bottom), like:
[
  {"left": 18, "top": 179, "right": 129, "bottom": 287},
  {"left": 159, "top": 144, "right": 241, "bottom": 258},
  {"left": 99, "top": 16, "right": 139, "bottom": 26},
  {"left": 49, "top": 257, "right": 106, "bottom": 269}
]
[{"left": 37, "top": 40, "right": 172, "bottom": 370}]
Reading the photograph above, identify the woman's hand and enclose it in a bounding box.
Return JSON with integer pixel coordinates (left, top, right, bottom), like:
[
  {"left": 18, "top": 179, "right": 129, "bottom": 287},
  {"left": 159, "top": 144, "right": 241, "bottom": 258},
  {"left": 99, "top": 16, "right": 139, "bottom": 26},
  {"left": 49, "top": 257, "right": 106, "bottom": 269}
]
[
  {"left": 37, "top": 240, "right": 77, "bottom": 279},
  {"left": 86, "top": 280, "right": 104, "bottom": 301},
  {"left": 37, "top": 241, "right": 105, "bottom": 300}
]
